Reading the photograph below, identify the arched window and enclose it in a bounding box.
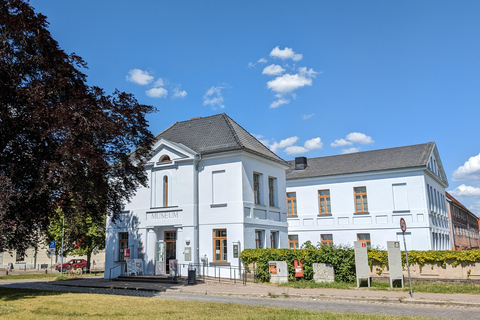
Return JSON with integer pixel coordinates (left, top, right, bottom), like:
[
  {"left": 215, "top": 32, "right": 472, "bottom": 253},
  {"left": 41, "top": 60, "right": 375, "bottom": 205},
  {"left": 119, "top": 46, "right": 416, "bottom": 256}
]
[
  {"left": 160, "top": 155, "right": 171, "bottom": 162},
  {"left": 163, "top": 175, "right": 168, "bottom": 207}
]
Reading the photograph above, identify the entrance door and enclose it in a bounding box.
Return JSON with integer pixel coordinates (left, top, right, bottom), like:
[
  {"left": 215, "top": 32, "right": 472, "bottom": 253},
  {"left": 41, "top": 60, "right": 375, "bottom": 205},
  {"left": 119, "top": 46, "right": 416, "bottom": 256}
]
[
  {"left": 155, "top": 241, "right": 166, "bottom": 275},
  {"left": 165, "top": 231, "right": 176, "bottom": 273}
]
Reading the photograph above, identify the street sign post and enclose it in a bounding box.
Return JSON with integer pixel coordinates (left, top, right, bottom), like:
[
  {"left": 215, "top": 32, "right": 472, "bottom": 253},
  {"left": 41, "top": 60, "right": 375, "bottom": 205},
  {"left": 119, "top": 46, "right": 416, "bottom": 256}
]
[
  {"left": 400, "top": 218, "right": 413, "bottom": 297},
  {"left": 48, "top": 241, "right": 56, "bottom": 275}
]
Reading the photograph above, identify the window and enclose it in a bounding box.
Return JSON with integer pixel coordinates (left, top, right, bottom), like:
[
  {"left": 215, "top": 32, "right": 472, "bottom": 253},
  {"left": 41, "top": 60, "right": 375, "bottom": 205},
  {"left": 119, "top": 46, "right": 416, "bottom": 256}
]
[
  {"left": 163, "top": 176, "right": 168, "bottom": 207},
  {"left": 119, "top": 232, "right": 129, "bottom": 261},
  {"left": 15, "top": 251, "right": 25, "bottom": 263},
  {"left": 318, "top": 190, "right": 331, "bottom": 214},
  {"left": 253, "top": 173, "right": 261, "bottom": 204},
  {"left": 270, "top": 231, "right": 277, "bottom": 249},
  {"left": 321, "top": 234, "right": 333, "bottom": 246},
  {"left": 354, "top": 187, "right": 368, "bottom": 213},
  {"left": 268, "top": 177, "right": 276, "bottom": 207},
  {"left": 288, "top": 235, "right": 299, "bottom": 249},
  {"left": 212, "top": 170, "right": 226, "bottom": 204},
  {"left": 357, "top": 233, "right": 371, "bottom": 248},
  {"left": 160, "top": 155, "right": 171, "bottom": 162},
  {"left": 213, "top": 229, "right": 227, "bottom": 263},
  {"left": 286, "top": 192, "right": 297, "bottom": 216},
  {"left": 255, "top": 230, "right": 264, "bottom": 248}
]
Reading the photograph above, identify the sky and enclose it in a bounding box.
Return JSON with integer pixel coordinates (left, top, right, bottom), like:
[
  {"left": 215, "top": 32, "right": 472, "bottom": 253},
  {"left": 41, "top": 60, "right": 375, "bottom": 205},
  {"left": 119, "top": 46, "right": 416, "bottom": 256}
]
[{"left": 29, "top": 0, "right": 480, "bottom": 216}]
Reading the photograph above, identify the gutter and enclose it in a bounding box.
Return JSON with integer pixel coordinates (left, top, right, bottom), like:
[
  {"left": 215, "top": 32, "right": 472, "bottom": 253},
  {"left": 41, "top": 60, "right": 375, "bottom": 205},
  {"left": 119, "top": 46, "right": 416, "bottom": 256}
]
[{"left": 194, "top": 153, "right": 202, "bottom": 266}]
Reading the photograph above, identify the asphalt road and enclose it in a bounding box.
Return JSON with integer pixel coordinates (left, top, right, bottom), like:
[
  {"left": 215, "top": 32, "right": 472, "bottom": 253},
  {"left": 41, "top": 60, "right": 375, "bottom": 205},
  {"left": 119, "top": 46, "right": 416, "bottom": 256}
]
[{"left": 1, "top": 280, "right": 479, "bottom": 319}]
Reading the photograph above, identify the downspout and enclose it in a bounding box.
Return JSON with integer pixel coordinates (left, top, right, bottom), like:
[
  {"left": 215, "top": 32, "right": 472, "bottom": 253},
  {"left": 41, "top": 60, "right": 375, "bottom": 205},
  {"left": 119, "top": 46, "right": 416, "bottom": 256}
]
[{"left": 194, "top": 154, "right": 202, "bottom": 266}]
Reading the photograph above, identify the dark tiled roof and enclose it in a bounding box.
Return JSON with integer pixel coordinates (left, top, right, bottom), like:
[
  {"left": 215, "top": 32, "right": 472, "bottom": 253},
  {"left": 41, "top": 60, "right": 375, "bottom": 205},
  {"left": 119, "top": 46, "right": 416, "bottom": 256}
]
[
  {"left": 156, "top": 113, "right": 287, "bottom": 165},
  {"left": 286, "top": 142, "right": 435, "bottom": 180}
]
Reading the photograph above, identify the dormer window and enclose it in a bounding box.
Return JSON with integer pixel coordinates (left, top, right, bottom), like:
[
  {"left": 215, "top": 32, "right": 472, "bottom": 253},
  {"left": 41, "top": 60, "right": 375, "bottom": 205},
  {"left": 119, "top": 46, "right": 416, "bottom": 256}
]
[{"left": 160, "top": 155, "right": 171, "bottom": 162}]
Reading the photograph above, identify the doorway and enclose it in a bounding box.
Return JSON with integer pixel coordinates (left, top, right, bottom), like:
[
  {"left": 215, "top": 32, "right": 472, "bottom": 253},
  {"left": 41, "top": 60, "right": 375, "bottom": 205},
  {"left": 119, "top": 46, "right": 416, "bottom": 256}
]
[{"left": 165, "top": 231, "right": 176, "bottom": 273}]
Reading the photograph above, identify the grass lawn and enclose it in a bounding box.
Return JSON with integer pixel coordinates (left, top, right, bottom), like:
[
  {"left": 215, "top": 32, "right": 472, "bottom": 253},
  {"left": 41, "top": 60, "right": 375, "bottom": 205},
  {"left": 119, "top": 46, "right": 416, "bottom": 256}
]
[
  {"left": 0, "top": 287, "right": 436, "bottom": 320},
  {"left": 278, "top": 279, "right": 480, "bottom": 294}
]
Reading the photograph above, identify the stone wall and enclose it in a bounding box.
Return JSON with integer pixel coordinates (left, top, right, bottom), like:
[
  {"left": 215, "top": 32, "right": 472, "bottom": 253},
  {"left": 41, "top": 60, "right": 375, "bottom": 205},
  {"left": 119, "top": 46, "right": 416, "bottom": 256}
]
[{"left": 371, "top": 260, "right": 480, "bottom": 280}]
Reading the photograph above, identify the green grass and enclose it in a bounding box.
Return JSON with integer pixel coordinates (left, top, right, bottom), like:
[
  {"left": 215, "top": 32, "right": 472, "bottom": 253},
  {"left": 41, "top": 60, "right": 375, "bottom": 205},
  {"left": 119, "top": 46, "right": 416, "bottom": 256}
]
[
  {"left": 277, "top": 279, "right": 480, "bottom": 294},
  {"left": 0, "top": 287, "right": 436, "bottom": 319}
]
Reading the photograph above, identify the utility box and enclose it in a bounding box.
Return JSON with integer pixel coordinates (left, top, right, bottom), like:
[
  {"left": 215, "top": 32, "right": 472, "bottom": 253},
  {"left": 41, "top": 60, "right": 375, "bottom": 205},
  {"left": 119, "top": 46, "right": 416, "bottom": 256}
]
[{"left": 269, "top": 261, "right": 288, "bottom": 284}]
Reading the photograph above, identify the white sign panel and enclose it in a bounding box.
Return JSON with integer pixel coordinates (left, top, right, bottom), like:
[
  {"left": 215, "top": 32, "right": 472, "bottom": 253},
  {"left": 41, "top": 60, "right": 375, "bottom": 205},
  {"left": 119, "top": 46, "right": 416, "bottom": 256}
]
[
  {"left": 354, "top": 241, "right": 370, "bottom": 287},
  {"left": 387, "top": 241, "right": 403, "bottom": 287}
]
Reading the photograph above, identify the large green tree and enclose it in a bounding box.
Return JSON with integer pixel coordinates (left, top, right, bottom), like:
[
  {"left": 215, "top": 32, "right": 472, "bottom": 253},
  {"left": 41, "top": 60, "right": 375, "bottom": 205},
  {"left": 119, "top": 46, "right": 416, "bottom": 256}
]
[{"left": 0, "top": 0, "right": 155, "bottom": 252}]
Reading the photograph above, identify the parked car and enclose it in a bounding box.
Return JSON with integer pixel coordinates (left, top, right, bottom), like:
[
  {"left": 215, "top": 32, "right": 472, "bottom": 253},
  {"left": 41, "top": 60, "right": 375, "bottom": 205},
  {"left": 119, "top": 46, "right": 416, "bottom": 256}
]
[{"left": 55, "top": 259, "right": 88, "bottom": 272}]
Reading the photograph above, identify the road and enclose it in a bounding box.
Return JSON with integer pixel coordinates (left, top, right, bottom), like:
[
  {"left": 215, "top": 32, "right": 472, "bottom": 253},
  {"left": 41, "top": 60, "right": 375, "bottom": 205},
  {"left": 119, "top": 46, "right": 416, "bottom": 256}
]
[{"left": 1, "top": 280, "right": 479, "bottom": 319}]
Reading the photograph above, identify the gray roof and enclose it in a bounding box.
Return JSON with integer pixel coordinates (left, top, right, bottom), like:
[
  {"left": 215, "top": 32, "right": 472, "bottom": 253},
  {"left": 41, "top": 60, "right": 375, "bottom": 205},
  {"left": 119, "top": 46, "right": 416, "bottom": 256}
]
[
  {"left": 155, "top": 113, "right": 287, "bottom": 165},
  {"left": 286, "top": 142, "right": 437, "bottom": 180}
]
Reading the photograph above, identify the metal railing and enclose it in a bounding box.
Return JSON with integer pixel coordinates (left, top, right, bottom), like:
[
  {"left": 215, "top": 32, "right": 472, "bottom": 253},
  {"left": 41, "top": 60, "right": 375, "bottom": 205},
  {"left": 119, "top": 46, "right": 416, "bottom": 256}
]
[
  {"left": 175, "top": 263, "right": 257, "bottom": 285},
  {"left": 108, "top": 263, "right": 123, "bottom": 280}
]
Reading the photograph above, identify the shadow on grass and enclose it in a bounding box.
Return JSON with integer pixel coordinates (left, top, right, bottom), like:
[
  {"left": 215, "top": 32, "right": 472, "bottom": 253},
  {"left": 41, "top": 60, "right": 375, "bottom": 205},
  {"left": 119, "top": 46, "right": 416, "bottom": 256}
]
[{"left": 0, "top": 287, "right": 64, "bottom": 302}]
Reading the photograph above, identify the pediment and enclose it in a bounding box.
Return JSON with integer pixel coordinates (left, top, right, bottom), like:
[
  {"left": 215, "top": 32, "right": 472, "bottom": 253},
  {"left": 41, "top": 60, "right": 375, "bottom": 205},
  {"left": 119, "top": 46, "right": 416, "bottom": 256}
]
[
  {"left": 149, "top": 138, "right": 196, "bottom": 164},
  {"left": 428, "top": 144, "right": 448, "bottom": 187}
]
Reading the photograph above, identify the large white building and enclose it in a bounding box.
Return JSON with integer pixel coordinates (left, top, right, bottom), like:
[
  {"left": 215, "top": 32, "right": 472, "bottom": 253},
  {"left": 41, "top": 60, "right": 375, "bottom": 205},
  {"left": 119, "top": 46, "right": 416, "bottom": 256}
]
[
  {"left": 286, "top": 142, "right": 450, "bottom": 251},
  {"left": 105, "top": 114, "right": 289, "bottom": 278}
]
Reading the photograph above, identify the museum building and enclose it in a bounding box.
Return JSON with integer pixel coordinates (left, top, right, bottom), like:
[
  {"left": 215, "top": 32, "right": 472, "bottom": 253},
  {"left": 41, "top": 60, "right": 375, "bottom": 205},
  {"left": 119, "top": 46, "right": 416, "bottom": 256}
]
[{"left": 105, "top": 114, "right": 289, "bottom": 278}]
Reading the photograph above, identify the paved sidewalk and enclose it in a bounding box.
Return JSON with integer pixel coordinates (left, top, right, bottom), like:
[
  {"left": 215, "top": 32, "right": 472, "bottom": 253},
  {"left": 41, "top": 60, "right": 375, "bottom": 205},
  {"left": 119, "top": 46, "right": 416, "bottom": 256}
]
[{"left": 39, "top": 276, "right": 480, "bottom": 308}]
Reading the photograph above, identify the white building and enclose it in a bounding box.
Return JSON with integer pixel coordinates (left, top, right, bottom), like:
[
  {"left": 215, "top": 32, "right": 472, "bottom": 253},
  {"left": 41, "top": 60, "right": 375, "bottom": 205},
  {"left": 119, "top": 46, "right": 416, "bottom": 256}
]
[
  {"left": 286, "top": 142, "right": 450, "bottom": 251},
  {"left": 105, "top": 114, "right": 289, "bottom": 278}
]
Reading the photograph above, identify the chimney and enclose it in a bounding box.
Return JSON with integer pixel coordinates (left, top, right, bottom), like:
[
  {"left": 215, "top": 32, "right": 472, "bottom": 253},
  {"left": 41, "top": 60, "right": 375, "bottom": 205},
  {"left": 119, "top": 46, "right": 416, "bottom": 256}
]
[{"left": 295, "top": 157, "right": 307, "bottom": 170}]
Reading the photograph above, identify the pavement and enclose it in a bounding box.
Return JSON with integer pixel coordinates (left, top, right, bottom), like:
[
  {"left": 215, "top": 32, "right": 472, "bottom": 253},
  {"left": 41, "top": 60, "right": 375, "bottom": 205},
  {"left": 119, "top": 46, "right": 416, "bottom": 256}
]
[{"left": 18, "top": 276, "right": 480, "bottom": 309}]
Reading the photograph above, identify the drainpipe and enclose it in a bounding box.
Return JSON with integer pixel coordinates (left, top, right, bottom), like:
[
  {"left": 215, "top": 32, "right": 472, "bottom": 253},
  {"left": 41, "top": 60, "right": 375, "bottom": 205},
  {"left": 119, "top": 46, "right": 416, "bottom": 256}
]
[{"left": 194, "top": 154, "right": 202, "bottom": 266}]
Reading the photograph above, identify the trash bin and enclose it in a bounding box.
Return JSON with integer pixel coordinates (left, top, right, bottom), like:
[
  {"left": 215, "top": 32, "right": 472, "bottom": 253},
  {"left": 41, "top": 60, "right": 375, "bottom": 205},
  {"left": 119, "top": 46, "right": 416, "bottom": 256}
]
[{"left": 188, "top": 267, "right": 196, "bottom": 285}]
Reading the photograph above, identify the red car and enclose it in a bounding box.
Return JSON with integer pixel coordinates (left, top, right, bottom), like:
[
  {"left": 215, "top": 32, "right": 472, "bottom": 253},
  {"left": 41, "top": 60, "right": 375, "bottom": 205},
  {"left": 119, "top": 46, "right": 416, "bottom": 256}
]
[{"left": 55, "top": 259, "right": 88, "bottom": 272}]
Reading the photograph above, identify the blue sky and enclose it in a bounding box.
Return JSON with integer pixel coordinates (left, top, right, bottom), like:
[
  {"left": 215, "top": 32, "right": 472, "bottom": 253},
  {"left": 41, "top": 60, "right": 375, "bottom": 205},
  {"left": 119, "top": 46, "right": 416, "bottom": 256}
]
[{"left": 30, "top": 1, "right": 480, "bottom": 216}]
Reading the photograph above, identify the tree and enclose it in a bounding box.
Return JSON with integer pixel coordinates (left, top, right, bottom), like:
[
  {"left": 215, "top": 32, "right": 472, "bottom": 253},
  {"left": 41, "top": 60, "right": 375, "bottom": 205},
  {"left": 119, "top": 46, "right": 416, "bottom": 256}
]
[
  {"left": 0, "top": 0, "right": 155, "bottom": 252},
  {"left": 47, "top": 207, "right": 105, "bottom": 272}
]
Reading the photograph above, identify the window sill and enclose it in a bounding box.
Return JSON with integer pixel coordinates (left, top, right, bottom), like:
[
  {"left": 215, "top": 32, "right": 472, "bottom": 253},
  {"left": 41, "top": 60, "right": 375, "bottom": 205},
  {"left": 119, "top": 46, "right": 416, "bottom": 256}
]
[
  {"left": 210, "top": 203, "right": 227, "bottom": 208},
  {"left": 149, "top": 206, "right": 179, "bottom": 210},
  {"left": 269, "top": 205, "right": 281, "bottom": 210},
  {"left": 318, "top": 214, "right": 332, "bottom": 217},
  {"left": 287, "top": 215, "right": 298, "bottom": 218},
  {"left": 354, "top": 212, "right": 369, "bottom": 215},
  {"left": 254, "top": 204, "right": 267, "bottom": 208},
  {"left": 393, "top": 210, "right": 410, "bottom": 213}
]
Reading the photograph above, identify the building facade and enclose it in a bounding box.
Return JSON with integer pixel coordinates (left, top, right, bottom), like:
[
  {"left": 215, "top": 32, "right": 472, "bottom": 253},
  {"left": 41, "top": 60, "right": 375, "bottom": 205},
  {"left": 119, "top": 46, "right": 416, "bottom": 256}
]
[
  {"left": 286, "top": 142, "right": 450, "bottom": 251},
  {"left": 105, "top": 114, "right": 289, "bottom": 278},
  {"left": 446, "top": 192, "right": 480, "bottom": 250}
]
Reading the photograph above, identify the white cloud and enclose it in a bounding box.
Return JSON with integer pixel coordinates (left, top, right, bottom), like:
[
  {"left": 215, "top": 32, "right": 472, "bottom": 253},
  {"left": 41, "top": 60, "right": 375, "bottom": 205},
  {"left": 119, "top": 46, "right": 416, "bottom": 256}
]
[
  {"left": 248, "top": 57, "right": 268, "bottom": 68},
  {"left": 269, "top": 136, "right": 322, "bottom": 155},
  {"left": 262, "top": 64, "right": 285, "bottom": 76},
  {"left": 345, "top": 132, "right": 374, "bottom": 145},
  {"left": 267, "top": 73, "right": 313, "bottom": 94},
  {"left": 331, "top": 138, "right": 352, "bottom": 147},
  {"left": 302, "top": 114, "right": 315, "bottom": 120},
  {"left": 172, "top": 87, "right": 187, "bottom": 99},
  {"left": 126, "top": 69, "right": 154, "bottom": 85},
  {"left": 331, "top": 133, "right": 373, "bottom": 152},
  {"left": 270, "top": 136, "right": 298, "bottom": 153},
  {"left": 152, "top": 78, "right": 165, "bottom": 87},
  {"left": 298, "top": 67, "right": 319, "bottom": 78},
  {"left": 449, "top": 184, "right": 480, "bottom": 197},
  {"left": 270, "top": 98, "right": 290, "bottom": 109},
  {"left": 146, "top": 87, "right": 167, "bottom": 98},
  {"left": 452, "top": 153, "right": 480, "bottom": 182},
  {"left": 342, "top": 147, "right": 360, "bottom": 154},
  {"left": 258, "top": 57, "right": 267, "bottom": 63},
  {"left": 270, "top": 46, "right": 303, "bottom": 61},
  {"left": 203, "top": 86, "right": 225, "bottom": 109},
  {"left": 285, "top": 146, "right": 308, "bottom": 155},
  {"left": 304, "top": 137, "right": 323, "bottom": 151}
]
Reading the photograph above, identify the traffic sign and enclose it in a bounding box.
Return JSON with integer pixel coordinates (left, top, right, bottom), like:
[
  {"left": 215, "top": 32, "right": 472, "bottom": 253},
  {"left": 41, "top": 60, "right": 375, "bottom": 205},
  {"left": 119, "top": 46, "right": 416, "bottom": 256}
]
[
  {"left": 48, "top": 241, "right": 56, "bottom": 249},
  {"left": 400, "top": 218, "right": 407, "bottom": 233}
]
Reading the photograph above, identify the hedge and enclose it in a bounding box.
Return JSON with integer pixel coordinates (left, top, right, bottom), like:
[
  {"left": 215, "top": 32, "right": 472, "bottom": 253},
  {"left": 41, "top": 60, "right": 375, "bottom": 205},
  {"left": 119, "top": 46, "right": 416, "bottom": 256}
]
[{"left": 240, "top": 243, "right": 480, "bottom": 283}]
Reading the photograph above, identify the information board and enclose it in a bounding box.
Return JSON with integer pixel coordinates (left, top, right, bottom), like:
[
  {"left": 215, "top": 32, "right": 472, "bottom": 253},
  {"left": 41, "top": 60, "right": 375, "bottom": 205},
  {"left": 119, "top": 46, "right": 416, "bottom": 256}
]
[
  {"left": 354, "top": 241, "right": 370, "bottom": 287},
  {"left": 387, "top": 241, "right": 404, "bottom": 288}
]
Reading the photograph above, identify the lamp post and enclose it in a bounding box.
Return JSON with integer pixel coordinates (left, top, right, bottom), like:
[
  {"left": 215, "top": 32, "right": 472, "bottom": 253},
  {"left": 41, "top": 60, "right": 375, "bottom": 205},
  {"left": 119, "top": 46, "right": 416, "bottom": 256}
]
[{"left": 60, "top": 214, "right": 65, "bottom": 277}]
